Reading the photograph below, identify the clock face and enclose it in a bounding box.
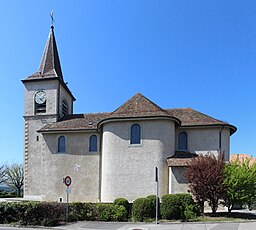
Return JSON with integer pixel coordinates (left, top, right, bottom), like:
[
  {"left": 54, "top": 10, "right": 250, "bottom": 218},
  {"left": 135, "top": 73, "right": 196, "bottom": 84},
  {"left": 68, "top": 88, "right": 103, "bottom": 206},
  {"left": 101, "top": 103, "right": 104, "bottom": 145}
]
[{"left": 35, "top": 91, "right": 46, "bottom": 104}]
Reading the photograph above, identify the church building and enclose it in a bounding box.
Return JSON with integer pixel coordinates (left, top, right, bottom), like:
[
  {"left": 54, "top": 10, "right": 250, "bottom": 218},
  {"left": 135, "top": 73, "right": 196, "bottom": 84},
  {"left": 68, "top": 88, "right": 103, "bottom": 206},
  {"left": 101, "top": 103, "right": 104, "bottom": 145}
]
[{"left": 22, "top": 26, "right": 236, "bottom": 202}]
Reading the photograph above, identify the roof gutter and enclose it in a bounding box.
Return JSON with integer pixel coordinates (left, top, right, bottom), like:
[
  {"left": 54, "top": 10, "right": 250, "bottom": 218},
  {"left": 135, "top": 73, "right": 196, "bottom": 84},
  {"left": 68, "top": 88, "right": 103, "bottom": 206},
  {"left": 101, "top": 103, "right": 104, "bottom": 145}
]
[{"left": 180, "top": 124, "right": 237, "bottom": 135}]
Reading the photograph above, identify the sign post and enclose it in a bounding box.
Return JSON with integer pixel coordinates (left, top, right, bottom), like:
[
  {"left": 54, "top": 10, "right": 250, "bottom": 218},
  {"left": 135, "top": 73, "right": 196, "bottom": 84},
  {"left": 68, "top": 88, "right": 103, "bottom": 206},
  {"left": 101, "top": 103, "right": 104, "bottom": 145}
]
[
  {"left": 63, "top": 176, "right": 72, "bottom": 223},
  {"left": 155, "top": 167, "right": 159, "bottom": 225}
]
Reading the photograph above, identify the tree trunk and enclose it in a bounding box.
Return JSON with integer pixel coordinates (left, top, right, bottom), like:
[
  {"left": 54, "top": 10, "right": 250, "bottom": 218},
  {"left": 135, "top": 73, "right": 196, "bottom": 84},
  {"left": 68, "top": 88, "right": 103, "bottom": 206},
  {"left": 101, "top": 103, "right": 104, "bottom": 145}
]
[
  {"left": 228, "top": 204, "right": 233, "bottom": 214},
  {"left": 199, "top": 201, "right": 204, "bottom": 214},
  {"left": 17, "top": 187, "right": 21, "bottom": 197}
]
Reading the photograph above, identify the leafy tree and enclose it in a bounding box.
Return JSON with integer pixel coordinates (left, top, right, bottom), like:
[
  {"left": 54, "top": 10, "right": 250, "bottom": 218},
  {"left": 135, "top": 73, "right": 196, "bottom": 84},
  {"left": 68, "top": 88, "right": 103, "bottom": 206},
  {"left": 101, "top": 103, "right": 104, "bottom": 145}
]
[
  {"left": 184, "top": 153, "right": 225, "bottom": 213},
  {"left": 5, "top": 163, "right": 24, "bottom": 197},
  {"left": 0, "top": 164, "right": 7, "bottom": 184},
  {"left": 222, "top": 158, "right": 256, "bottom": 213}
]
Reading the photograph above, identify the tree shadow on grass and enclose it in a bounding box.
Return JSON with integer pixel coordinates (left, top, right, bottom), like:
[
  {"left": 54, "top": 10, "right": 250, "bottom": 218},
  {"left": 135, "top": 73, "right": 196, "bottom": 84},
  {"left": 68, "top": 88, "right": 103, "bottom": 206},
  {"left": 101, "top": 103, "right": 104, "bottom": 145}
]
[{"left": 205, "top": 211, "right": 256, "bottom": 220}]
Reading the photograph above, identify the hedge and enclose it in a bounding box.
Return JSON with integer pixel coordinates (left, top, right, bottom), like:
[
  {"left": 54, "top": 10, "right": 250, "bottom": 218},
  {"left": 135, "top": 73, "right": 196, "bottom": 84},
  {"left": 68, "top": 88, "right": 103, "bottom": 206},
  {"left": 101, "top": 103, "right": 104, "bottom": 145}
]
[
  {"left": 161, "top": 194, "right": 198, "bottom": 220},
  {"left": 0, "top": 201, "right": 129, "bottom": 226},
  {"left": 66, "top": 202, "right": 96, "bottom": 221},
  {"left": 0, "top": 195, "right": 199, "bottom": 225},
  {"left": 0, "top": 202, "right": 65, "bottom": 226}
]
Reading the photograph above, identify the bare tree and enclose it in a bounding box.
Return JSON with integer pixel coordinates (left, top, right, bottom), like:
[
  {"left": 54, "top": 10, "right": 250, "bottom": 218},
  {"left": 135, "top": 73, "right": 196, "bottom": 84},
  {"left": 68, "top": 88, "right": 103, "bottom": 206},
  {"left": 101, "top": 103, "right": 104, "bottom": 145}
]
[
  {"left": 0, "top": 164, "right": 7, "bottom": 184},
  {"left": 5, "top": 163, "right": 24, "bottom": 197}
]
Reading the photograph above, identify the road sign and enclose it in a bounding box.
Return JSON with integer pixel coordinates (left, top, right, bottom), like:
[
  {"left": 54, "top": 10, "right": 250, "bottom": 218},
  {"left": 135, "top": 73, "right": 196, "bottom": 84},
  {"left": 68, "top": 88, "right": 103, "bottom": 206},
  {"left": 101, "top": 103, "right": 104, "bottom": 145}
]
[{"left": 64, "top": 176, "right": 72, "bottom": 187}]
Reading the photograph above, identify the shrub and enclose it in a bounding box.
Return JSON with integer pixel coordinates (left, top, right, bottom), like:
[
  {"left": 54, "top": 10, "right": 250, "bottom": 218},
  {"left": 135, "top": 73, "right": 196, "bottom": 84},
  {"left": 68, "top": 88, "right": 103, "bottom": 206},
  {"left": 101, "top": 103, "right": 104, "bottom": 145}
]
[
  {"left": 161, "top": 194, "right": 181, "bottom": 219},
  {"left": 95, "top": 203, "right": 128, "bottom": 222},
  {"left": 96, "top": 203, "right": 114, "bottom": 221},
  {"left": 0, "top": 201, "right": 129, "bottom": 225},
  {"left": 184, "top": 204, "right": 199, "bottom": 220},
  {"left": 161, "top": 194, "right": 196, "bottom": 220},
  {"left": 146, "top": 195, "right": 160, "bottom": 218},
  {"left": 132, "top": 197, "right": 155, "bottom": 221},
  {"left": 113, "top": 205, "right": 128, "bottom": 221},
  {"left": 0, "top": 202, "right": 19, "bottom": 223},
  {"left": 114, "top": 198, "right": 129, "bottom": 212},
  {"left": 21, "top": 202, "right": 65, "bottom": 226},
  {"left": 0, "top": 202, "right": 65, "bottom": 226},
  {"left": 68, "top": 202, "right": 96, "bottom": 221},
  {"left": 176, "top": 193, "right": 194, "bottom": 207},
  {"left": 113, "top": 198, "right": 130, "bottom": 220}
]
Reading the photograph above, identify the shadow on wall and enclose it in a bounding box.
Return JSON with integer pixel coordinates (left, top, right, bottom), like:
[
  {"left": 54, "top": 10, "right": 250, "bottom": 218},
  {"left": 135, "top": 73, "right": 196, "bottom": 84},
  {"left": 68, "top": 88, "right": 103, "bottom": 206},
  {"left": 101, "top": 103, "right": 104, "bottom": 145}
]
[{"left": 172, "top": 167, "right": 188, "bottom": 184}]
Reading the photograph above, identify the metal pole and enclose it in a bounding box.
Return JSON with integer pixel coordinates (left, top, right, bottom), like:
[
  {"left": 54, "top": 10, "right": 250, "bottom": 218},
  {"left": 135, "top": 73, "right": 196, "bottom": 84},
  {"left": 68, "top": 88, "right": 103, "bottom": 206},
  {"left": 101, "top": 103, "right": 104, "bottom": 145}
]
[
  {"left": 66, "top": 186, "right": 69, "bottom": 223},
  {"left": 155, "top": 167, "right": 159, "bottom": 225}
]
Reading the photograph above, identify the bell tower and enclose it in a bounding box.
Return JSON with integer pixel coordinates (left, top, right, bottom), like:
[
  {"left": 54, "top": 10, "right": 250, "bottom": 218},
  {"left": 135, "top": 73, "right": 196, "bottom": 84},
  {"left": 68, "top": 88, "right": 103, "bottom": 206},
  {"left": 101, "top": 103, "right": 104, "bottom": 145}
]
[{"left": 21, "top": 25, "right": 75, "bottom": 200}]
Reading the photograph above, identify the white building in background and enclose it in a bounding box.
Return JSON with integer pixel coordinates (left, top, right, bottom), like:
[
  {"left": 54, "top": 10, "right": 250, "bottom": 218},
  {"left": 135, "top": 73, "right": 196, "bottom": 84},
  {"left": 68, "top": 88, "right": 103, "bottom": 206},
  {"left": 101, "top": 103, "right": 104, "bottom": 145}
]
[{"left": 22, "top": 25, "right": 236, "bottom": 202}]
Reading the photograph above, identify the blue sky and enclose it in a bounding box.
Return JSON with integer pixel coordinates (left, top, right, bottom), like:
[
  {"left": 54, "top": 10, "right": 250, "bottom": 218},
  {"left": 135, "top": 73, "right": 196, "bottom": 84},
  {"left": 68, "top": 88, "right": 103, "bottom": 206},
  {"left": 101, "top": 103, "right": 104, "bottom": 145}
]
[{"left": 0, "top": 0, "right": 256, "bottom": 164}]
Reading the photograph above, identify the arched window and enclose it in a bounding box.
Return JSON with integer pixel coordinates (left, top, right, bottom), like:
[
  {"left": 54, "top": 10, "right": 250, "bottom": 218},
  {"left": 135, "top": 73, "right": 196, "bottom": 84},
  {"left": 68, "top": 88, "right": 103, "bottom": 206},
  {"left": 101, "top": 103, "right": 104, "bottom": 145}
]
[
  {"left": 130, "top": 124, "right": 141, "bottom": 145},
  {"left": 62, "top": 100, "right": 69, "bottom": 117},
  {"left": 178, "top": 132, "right": 188, "bottom": 150},
  {"left": 58, "top": 136, "right": 66, "bottom": 153},
  {"left": 89, "top": 135, "right": 97, "bottom": 152}
]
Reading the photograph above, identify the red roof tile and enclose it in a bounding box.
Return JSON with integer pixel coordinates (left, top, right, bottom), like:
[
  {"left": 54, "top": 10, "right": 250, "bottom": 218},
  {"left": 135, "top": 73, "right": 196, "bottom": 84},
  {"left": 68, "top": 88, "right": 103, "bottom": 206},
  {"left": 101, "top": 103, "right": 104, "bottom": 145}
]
[
  {"left": 230, "top": 154, "right": 256, "bottom": 164},
  {"left": 110, "top": 93, "right": 171, "bottom": 118},
  {"left": 39, "top": 93, "right": 236, "bottom": 133},
  {"left": 40, "top": 113, "right": 110, "bottom": 132}
]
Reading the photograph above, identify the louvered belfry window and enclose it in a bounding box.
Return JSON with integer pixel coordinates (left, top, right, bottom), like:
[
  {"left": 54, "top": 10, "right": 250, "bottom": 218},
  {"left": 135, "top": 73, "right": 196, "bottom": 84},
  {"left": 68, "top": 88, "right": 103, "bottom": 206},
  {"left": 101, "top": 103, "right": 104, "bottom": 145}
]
[{"left": 62, "top": 100, "right": 68, "bottom": 116}]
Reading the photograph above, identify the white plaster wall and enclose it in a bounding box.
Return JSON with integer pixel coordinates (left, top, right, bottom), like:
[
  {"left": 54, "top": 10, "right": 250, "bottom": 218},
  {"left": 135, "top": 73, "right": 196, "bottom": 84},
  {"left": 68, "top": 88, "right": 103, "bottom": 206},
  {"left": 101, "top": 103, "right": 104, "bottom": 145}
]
[
  {"left": 175, "top": 127, "right": 230, "bottom": 161},
  {"left": 41, "top": 132, "right": 100, "bottom": 202},
  {"left": 24, "top": 80, "right": 58, "bottom": 116},
  {"left": 101, "top": 119, "right": 175, "bottom": 202}
]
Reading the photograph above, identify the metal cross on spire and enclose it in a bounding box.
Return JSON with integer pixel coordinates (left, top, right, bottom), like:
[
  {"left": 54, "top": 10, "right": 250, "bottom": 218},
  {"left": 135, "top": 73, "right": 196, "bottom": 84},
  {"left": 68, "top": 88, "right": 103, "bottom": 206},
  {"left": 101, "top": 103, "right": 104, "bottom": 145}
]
[{"left": 50, "top": 10, "right": 55, "bottom": 26}]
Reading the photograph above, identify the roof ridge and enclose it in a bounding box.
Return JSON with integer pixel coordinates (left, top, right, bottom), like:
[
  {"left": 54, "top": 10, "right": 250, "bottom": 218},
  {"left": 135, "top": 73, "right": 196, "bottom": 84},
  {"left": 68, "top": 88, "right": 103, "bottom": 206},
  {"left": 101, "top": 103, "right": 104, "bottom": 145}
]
[
  {"left": 112, "top": 93, "right": 169, "bottom": 115},
  {"left": 38, "top": 26, "right": 63, "bottom": 80}
]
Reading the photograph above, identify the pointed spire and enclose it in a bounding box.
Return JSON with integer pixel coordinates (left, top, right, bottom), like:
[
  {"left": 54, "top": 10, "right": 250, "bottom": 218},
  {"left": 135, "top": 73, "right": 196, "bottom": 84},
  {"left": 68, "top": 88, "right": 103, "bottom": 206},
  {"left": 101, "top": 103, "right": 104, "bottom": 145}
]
[
  {"left": 37, "top": 25, "right": 63, "bottom": 81},
  {"left": 23, "top": 25, "right": 64, "bottom": 81}
]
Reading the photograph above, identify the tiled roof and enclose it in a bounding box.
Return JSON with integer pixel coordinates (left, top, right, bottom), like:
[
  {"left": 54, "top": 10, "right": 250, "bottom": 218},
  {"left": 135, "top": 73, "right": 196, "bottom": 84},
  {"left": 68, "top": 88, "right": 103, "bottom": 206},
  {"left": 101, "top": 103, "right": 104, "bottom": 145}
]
[
  {"left": 23, "top": 26, "right": 63, "bottom": 81},
  {"left": 40, "top": 113, "right": 110, "bottom": 132},
  {"left": 110, "top": 93, "right": 172, "bottom": 118},
  {"left": 166, "top": 151, "right": 198, "bottom": 166},
  {"left": 166, "top": 108, "right": 236, "bottom": 134},
  {"left": 166, "top": 108, "right": 227, "bottom": 126},
  {"left": 230, "top": 154, "right": 256, "bottom": 164},
  {"left": 39, "top": 93, "right": 236, "bottom": 133}
]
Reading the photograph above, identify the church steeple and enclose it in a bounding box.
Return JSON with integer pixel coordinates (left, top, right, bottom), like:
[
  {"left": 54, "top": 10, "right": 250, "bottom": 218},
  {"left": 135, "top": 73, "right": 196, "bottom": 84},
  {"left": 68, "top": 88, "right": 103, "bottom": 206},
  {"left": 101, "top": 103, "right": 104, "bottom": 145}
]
[
  {"left": 38, "top": 25, "right": 63, "bottom": 81},
  {"left": 23, "top": 25, "right": 64, "bottom": 81},
  {"left": 22, "top": 24, "right": 75, "bottom": 100}
]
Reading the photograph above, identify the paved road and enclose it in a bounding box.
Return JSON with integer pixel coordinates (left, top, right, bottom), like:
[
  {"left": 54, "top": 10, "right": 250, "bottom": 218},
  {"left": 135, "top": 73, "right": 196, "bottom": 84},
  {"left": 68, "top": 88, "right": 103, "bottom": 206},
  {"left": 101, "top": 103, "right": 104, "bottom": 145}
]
[
  {"left": 55, "top": 221, "right": 256, "bottom": 230},
  {"left": 0, "top": 221, "right": 256, "bottom": 230}
]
